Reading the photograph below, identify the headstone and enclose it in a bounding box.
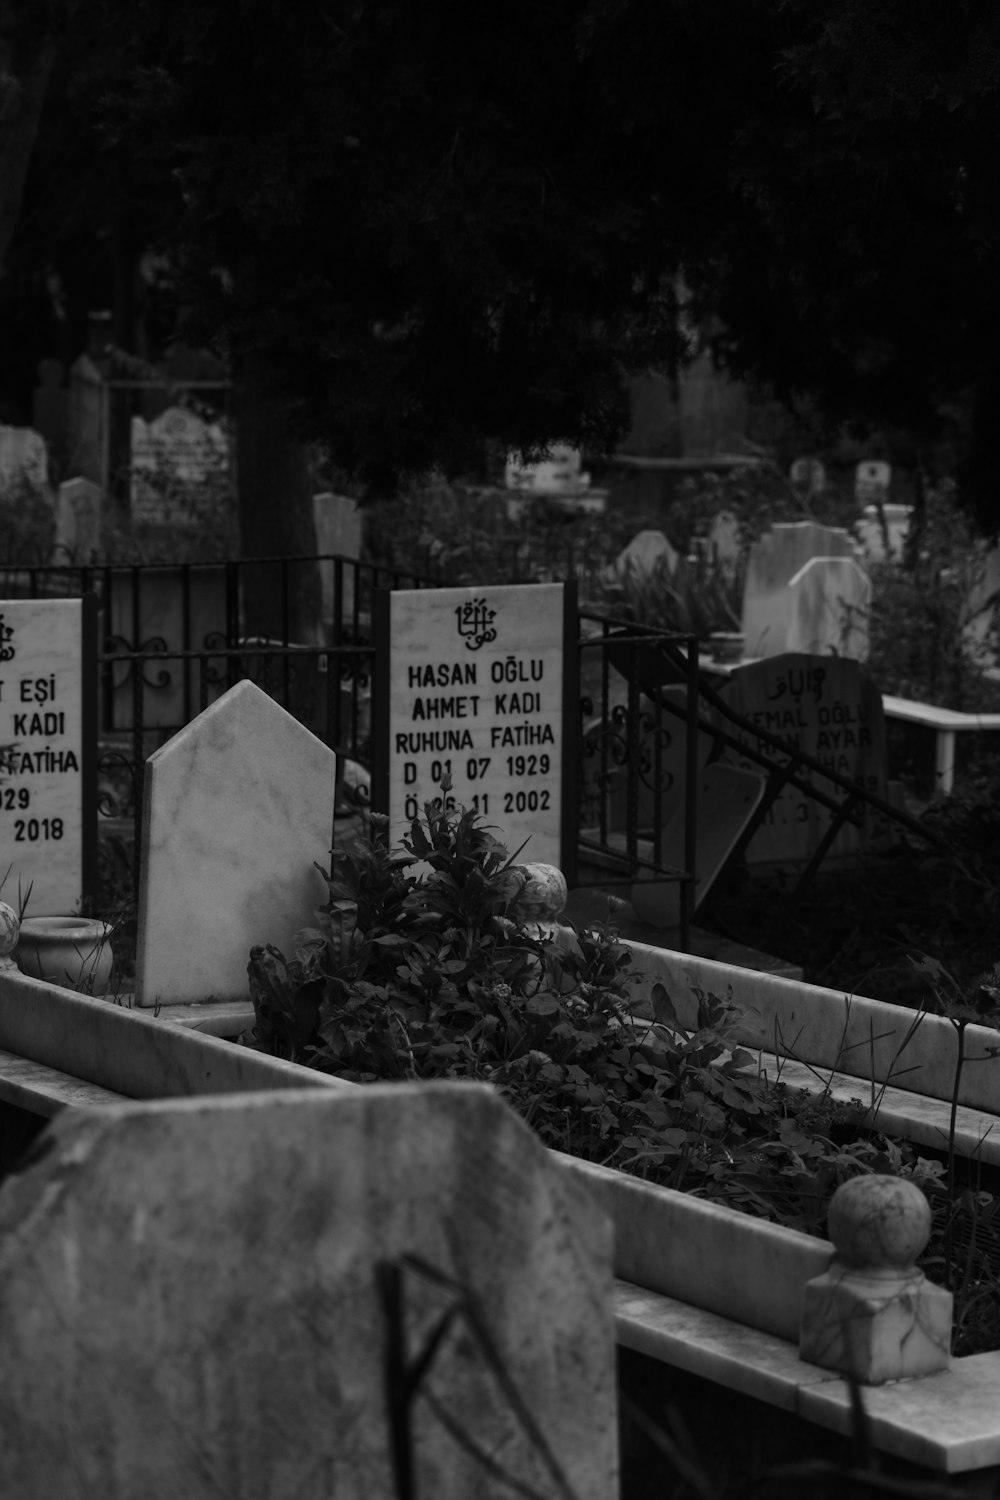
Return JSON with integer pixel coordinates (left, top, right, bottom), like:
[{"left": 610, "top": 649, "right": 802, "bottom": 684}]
[
  {"left": 135, "top": 679, "right": 337, "bottom": 1006},
  {"left": 785, "top": 556, "right": 872, "bottom": 661},
  {"left": 0, "top": 1083, "right": 616, "bottom": 1498},
  {"left": 0, "top": 597, "right": 97, "bottom": 914},
  {"left": 504, "top": 442, "right": 590, "bottom": 493},
  {"left": 52, "top": 476, "right": 103, "bottom": 564},
  {"left": 604, "top": 529, "right": 680, "bottom": 585},
  {"left": 789, "top": 457, "right": 826, "bottom": 500},
  {"left": 707, "top": 509, "right": 741, "bottom": 578},
  {"left": 313, "top": 490, "right": 362, "bottom": 631},
  {"left": 740, "top": 521, "right": 858, "bottom": 658},
  {"left": 374, "top": 583, "right": 573, "bottom": 874},
  {"left": 0, "top": 424, "right": 49, "bottom": 499},
  {"left": 854, "top": 459, "right": 891, "bottom": 505},
  {"left": 855, "top": 502, "right": 912, "bottom": 563},
  {"left": 630, "top": 763, "right": 766, "bottom": 927},
  {"left": 718, "top": 653, "right": 888, "bottom": 865},
  {"left": 130, "top": 404, "right": 229, "bottom": 524}
]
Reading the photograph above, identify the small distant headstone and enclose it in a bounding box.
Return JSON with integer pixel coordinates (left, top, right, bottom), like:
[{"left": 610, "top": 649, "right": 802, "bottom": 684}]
[
  {"left": 0, "top": 1083, "right": 615, "bottom": 1498},
  {"left": 52, "top": 476, "right": 103, "bottom": 564},
  {"left": 854, "top": 459, "right": 891, "bottom": 505},
  {"left": 785, "top": 556, "right": 872, "bottom": 661},
  {"left": 313, "top": 490, "right": 362, "bottom": 630},
  {"left": 718, "top": 653, "right": 888, "bottom": 865},
  {"left": 32, "top": 359, "right": 69, "bottom": 469},
  {"left": 0, "top": 597, "right": 98, "bottom": 913},
  {"left": 789, "top": 457, "right": 826, "bottom": 499},
  {"left": 855, "top": 503, "right": 912, "bottom": 564},
  {"left": 741, "top": 522, "right": 858, "bottom": 658},
  {"left": 707, "top": 509, "right": 741, "bottom": 578},
  {"left": 604, "top": 529, "right": 680, "bottom": 585},
  {"left": 135, "top": 680, "right": 337, "bottom": 1006},
  {"left": 130, "top": 404, "right": 229, "bottom": 523},
  {"left": 504, "top": 442, "right": 590, "bottom": 493},
  {"left": 0, "top": 424, "right": 50, "bottom": 499}
]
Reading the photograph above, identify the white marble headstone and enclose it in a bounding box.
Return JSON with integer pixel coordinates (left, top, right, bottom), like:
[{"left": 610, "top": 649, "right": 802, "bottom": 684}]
[
  {"left": 785, "top": 555, "right": 872, "bottom": 661},
  {"left": 135, "top": 679, "right": 337, "bottom": 1006},
  {"left": 53, "top": 476, "right": 103, "bottom": 565},
  {"left": 0, "top": 1083, "right": 616, "bottom": 1498},
  {"left": 130, "top": 405, "right": 229, "bottom": 524},
  {"left": 0, "top": 423, "right": 49, "bottom": 498},
  {"left": 741, "top": 522, "right": 858, "bottom": 658}
]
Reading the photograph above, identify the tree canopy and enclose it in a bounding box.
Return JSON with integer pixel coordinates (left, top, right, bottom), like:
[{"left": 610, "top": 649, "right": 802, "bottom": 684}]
[{"left": 6, "top": 0, "right": 1000, "bottom": 518}]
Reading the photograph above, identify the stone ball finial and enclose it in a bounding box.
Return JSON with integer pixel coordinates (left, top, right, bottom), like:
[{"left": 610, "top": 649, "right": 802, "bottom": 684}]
[
  {"left": 510, "top": 863, "right": 568, "bottom": 924},
  {"left": 0, "top": 902, "right": 20, "bottom": 958},
  {"left": 827, "top": 1174, "right": 932, "bottom": 1270}
]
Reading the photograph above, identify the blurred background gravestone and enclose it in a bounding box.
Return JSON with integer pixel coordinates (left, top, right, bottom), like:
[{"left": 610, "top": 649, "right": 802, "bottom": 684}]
[
  {"left": 854, "top": 459, "right": 891, "bottom": 506},
  {"left": 313, "top": 490, "right": 363, "bottom": 635},
  {"left": 741, "top": 521, "right": 858, "bottom": 658},
  {"left": 785, "top": 555, "right": 872, "bottom": 661},
  {"left": 52, "top": 476, "right": 103, "bottom": 564},
  {"left": 719, "top": 652, "right": 888, "bottom": 866},
  {"left": 0, "top": 1083, "right": 616, "bottom": 1499}
]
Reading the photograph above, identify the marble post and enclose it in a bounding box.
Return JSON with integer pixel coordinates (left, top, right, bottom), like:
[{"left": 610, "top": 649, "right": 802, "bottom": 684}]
[{"left": 799, "top": 1174, "right": 952, "bottom": 1384}]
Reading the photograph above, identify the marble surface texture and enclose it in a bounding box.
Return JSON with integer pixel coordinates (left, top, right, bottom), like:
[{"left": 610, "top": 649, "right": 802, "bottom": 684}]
[
  {"left": 135, "top": 680, "right": 337, "bottom": 1006},
  {"left": 741, "top": 521, "right": 858, "bottom": 658},
  {"left": 800, "top": 1259, "right": 952, "bottom": 1384},
  {"left": 785, "top": 555, "right": 872, "bottom": 661},
  {"left": 0, "top": 1082, "right": 616, "bottom": 1499}
]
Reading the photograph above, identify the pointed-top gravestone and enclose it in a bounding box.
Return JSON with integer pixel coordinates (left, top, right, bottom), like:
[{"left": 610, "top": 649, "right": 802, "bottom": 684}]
[
  {"left": 741, "top": 521, "right": 858, "bottom": 658},
  {"left": 135, "top": 680, "right": 336, "bottom": 1006},
  {"left": 0, "top": 1083, "right": 616, "bottom": 1500}
]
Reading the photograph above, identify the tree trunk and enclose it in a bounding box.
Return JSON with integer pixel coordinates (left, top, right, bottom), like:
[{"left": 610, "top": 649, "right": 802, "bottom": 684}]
[
  {"left": 0, "top": 16, "right": 57, "bottom": 274},
  {"left": 234, "top": 353, "right": 319, "bottom": 643}
]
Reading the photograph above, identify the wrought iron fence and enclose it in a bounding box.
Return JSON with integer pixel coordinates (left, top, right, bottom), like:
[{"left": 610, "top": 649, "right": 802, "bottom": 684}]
[{"left": 0, "top": 557, "right": 700, "bottom": 941}]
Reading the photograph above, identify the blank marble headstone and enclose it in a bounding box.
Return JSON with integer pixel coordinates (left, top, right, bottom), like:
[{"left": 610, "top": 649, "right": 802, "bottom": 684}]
[
  {"left": 135, "top": 679, "right": 337, "bottom": 1006},
  {"left": 718, "top": 653, "right": 887, "bottom": 866},
  {"left": 52, "top": 475, "right": 103, "bottom": 564},
  {"left": 785, "top": 555, "right": 872, "bottom": 661},
  {"left": 313, "top": 490, "right": 362, "bottom": 631},
  {"left": 741, "top": 521, "right": 858, "bottom": 658},
  {"left": 0, "top": 1083, "right": 615, "bottom": 1499}
]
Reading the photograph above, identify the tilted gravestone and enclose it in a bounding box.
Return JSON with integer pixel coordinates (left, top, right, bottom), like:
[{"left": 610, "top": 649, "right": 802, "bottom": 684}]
[
  {"left": 740, "top": 522, "right": 859, "bottom": 659},
  {"left": 135, "top": 679, "right": 337, "bottom": 1006},
  {"left": 785, "top": 555, "right": 872, "bottom": 661},
  {"left": 718, "top": 653, "right": 888, "bottom": 866},
  {"left": 0, "top": 1083, "right": 616, "bottom": 1499}
]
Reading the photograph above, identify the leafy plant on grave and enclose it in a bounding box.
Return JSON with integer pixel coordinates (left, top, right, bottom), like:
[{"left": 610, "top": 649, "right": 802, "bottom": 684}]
[{"left": 244, "top": 798, "right": 942, "bottom": 1235}]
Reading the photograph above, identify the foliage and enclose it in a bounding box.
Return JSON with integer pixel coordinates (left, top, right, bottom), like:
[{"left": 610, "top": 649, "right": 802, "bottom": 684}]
[
  {"left": 861, "top": 484, "right": 1000, "bottom": 712},
  {"left": 0, "top": 475, "right": 55, "bottom": 565},
  {"left": 244, "top": 800, "right": 941, "bottom": 1239}
]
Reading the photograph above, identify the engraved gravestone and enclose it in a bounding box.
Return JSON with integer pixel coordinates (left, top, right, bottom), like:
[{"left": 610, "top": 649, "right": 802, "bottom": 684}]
[
  {"left": 135, "top": 679, "right": 337, "bottom": 1006},
  {"left": 718, "top": 653, "right": 887, "bottom": 865},
  {"left": 374, "top": 583, "right": 574, "bottom": 873},
  {"left": 0, "top": 1084, "right": 616, "bottom": 1498},
  {"left": 0, "top": 597, "right": 97, "bottom": 913},
  {"left": 130, "top": 404, "right": 228, "bottom": 524},
  {"left": 785, "top": 556, "right": 872, "bottom": 661},
  {"left": 741, "top": 521, "right": 859, "bottom": 659}
]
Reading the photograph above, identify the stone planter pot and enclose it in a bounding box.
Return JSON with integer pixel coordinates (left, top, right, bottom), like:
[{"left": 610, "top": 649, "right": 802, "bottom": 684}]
[{"left": 16, "top": 916, "right": 114, "bottom": 996}]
